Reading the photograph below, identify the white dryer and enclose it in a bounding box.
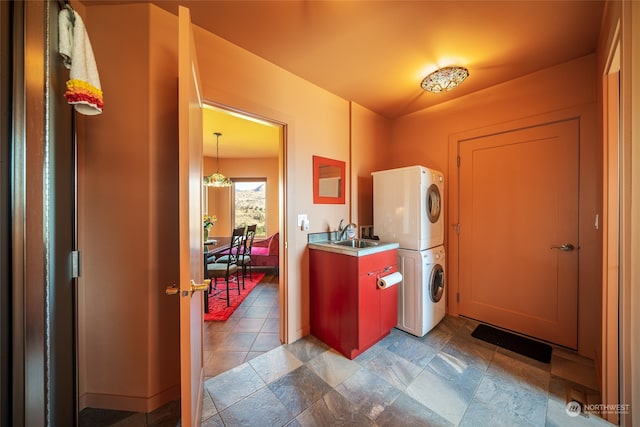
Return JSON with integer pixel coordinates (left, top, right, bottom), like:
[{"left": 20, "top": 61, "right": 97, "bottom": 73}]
[
  {"left": 396, "top": 246, "right": 446, "bottom": 337},
  {"left": 372, "top": 165, "right": 444, "bottom": 251}
]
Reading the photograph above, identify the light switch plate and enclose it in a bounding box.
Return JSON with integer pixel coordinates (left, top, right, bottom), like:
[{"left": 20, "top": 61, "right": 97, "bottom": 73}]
[{"left": 297, "top": 214, "right": 307, "bottom": 227}]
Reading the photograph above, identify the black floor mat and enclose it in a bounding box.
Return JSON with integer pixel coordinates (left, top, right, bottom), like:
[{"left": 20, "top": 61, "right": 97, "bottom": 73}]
[{"left": 471, "top": 324, "right": 552, "bottom": 363}]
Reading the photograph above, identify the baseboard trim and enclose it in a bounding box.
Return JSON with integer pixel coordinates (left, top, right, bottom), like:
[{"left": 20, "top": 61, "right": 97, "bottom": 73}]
[{"left": 79, "top": 384, "right": 180, "bottom": 413}]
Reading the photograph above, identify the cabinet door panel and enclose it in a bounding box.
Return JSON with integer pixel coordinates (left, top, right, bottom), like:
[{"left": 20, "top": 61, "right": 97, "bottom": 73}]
[
  {"left": 358, "top": 271, "right": 381, "bottom": 351},
  {"left": 380, "top": 285, "right": 398, "bottom": 332},
  {"left": 358, "top": 249, "right": 399, "bottom": 351},
  {"left": 310, "top": 250, "right": 358, "bottom": 355}
]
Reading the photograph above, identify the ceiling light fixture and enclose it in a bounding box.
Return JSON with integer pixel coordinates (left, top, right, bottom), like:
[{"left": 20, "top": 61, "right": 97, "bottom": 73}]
[
  {"left": 204, "top": 132, "right": 232, "bottom": 187},
  {"left": 421, "top": 66, "right": 469, "bottom": 93}
]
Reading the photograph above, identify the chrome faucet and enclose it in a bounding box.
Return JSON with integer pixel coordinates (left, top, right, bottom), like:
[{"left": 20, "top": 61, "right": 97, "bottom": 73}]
[{"left": 338, "top": 219, "right": 357, "bottom": 241}]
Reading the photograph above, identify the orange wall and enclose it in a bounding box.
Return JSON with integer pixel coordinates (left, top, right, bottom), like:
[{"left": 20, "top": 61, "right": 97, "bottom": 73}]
[
  {"left": 390, "top": 55, "right": 601, "bottom": 357},
  {"left": 147, "top": 5, "right": 181, "bottom": 409},
  {"left": 203, "top": 156, "right": 279, "bottom": 236},
  {"left": 78, "top": 4, "right": 180, "bottom": 412},
  {"left": 350, "top": 102, "right": 392, "bottom": 231}
]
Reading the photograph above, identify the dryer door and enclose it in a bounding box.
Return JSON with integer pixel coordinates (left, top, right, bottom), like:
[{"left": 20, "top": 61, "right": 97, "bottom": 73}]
[
  {"left": 426, "top": 183, "right": 441, "bottom": 224},
  {"left": 429, "top": 264, "right": 445, "bottom": 303}
]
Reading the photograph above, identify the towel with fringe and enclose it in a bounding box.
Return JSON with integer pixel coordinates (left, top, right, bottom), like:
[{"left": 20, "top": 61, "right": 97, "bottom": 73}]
[{"left": 58, "top": 8, "right": 103, "bottom": 115}]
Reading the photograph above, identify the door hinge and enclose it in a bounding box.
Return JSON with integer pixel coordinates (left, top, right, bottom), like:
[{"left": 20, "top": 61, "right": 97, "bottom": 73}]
[
  {"left": 456, "top": 292, "right": 460, "bottom": 303},
  {"left": 457, "top": 155, "right": 460, "bottom": 167},
  {"left": 71, "top": 250, "right": 81, "bottom": 278},
  {"left": 455, "top": 223, "right": 460, "bottom": 235}
]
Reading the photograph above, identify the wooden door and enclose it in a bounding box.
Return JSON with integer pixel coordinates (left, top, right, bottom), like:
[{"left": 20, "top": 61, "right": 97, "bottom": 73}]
[
  {"left": 178, "top": 6, "right": 205, "bottom": 426},
  {"left": 458, "top": 119, "right": 579, "bottom": 348}
]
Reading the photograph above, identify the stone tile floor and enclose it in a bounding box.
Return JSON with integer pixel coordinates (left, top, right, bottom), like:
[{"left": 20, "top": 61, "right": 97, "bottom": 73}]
[
  {"left": 203, "top": 271, "right": 282, "bottom": 379},
  {"left": 202, "top": 278, "right": 614, "bottom": 426}
]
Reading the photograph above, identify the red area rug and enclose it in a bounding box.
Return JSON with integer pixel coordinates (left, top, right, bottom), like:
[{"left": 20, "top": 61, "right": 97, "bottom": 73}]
[{"left": 204, "top": 271, "right": 266, "bottom": 321}]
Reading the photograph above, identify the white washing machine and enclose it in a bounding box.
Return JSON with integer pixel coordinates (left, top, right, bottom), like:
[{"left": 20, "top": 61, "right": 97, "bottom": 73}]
[
  {"left": 396, "top": 246, "right": 446, "bottom": 337},
  {"left": 372, "top": 165, "right": 444, "bottom": 251}
]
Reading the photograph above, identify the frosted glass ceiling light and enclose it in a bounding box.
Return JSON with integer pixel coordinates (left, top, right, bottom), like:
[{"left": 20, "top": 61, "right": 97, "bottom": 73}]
[
  {"left": 421, "top": 66, "right": 469, "bottom": 93},
  {"left": 204, "top": 132, "right": 232, "bottom": 187}
]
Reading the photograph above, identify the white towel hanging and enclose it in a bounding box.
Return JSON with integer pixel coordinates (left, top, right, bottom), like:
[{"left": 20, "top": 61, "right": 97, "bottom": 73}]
[{"left": 58, "top": 8, "right": 104, "bottom": 115}]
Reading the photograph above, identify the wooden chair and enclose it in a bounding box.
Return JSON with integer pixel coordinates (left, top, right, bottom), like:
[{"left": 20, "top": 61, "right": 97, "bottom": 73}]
[
  {"left": 239, "top": 224, "right": 257, "bottom": 281},
  {"left": 215, "top": 224, "right": 255, "bottom": 289},
  {"left": 206, "top": 226, "right": 244, "bottom": 307}
]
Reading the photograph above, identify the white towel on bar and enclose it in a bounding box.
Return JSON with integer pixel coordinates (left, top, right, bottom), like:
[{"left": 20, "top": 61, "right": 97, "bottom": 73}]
[{"left": 58, "top": 8, "right": 103, "bottom": 115}]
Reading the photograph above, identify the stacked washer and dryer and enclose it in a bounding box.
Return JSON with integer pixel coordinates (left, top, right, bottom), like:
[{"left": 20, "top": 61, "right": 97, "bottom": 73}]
[{"left": 372, "top": 166, "right": 446, "bottom": 337}]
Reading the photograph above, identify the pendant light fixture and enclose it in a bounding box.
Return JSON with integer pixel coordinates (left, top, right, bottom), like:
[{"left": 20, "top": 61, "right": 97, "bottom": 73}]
[
  {"left": 204, "top": 132, "right": 232, "bottom": 187},
  {"left": 421, "top": 66, "right": 469, "bottom": 93}
]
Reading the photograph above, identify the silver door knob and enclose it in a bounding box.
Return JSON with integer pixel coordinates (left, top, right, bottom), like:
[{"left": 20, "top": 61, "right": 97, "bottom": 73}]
[{"left": 550, "top": 243, "right": 576, "bottom": 251}]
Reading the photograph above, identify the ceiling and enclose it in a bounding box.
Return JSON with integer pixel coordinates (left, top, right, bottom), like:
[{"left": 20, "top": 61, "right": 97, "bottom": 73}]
[
  {"left": 202, "top": 105, "right": 280, "bottom": 159},
  {"left": 81, "top": 0, "right": 605, "bottom": 158}
]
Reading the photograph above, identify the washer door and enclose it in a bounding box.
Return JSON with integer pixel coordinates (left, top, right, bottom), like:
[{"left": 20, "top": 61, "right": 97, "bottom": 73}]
[
  {"left": 429, "top": 264, "right": 445, "bottom": 303},
  {"left": 426, "top": 183, "right": 441, "bottom": 224}
]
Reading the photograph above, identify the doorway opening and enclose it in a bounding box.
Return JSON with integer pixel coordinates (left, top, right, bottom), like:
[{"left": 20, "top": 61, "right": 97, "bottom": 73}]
[{"left": 201, "top": 102, "right": 286, "bottom": 377}]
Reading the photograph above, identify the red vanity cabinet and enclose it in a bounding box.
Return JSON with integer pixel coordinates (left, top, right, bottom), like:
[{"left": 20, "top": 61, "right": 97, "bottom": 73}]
[{"left": 309, "top": 247, "right": 398, "bottom": 359}]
